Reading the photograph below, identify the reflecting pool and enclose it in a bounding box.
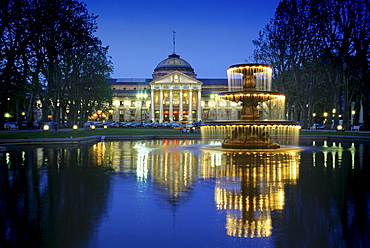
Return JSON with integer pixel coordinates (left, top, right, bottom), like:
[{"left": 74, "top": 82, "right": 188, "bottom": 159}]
[{"left": 0, "top": 139, "right": 369, "bottom": 248}]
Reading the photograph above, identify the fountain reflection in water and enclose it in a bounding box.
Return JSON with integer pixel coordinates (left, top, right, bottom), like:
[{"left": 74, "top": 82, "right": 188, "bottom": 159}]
[
  {"left": 201, "top": 64, "right": 300, "bottom": 149},
  {"left": 201, "top": 148, "right": 301, "bottom": 238}
]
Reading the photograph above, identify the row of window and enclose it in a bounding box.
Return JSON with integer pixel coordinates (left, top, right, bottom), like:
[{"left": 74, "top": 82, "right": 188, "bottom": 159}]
[{"left": 113, "top": 87, "right": 148, "bottom": 91}]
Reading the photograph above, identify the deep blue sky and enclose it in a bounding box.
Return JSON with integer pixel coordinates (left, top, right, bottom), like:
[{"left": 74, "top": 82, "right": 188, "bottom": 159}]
[{"left": 83, "top": 0, "right": 280, "bottom": 78}]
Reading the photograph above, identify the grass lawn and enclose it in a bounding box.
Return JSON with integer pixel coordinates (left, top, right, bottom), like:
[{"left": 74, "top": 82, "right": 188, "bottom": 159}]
[
  {"left": 0, "top": 128, "right": 197, "bottom": 139},
  {"left": 300, "top": 130, "right": 370, "bottom": 137},
  {"left": 0, "top": 128, "right": 369, "bottom": 140}
]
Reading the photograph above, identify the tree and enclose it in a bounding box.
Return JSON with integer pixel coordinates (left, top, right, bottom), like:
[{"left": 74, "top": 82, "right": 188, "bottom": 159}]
[
  {"left": 0, "top": 0, "right": 113, "bottom": 128},
  {"left": 253, "top": 0, "right": 370, "bottom": 130}
]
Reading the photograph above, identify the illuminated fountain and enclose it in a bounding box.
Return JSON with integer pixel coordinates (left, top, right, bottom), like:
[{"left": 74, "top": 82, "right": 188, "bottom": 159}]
[{"left": 201, "top": 64, "right": 300, "bottom": 149}]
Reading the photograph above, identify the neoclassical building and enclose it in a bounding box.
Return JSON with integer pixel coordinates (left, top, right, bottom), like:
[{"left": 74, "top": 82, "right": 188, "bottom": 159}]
[{"left": 109, "top": 53, "right": 240, "bottom": 123}]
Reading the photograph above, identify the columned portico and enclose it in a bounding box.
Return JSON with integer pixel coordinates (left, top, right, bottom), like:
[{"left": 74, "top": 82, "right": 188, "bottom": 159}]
[{"left": 149, "top": 71, "right": 203, "bottom": 122}]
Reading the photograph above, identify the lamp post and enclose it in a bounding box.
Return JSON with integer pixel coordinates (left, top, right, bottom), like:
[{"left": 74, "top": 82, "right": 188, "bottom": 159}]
[{"left": 136, "top": 91, "right": 148, "bottom": 127}]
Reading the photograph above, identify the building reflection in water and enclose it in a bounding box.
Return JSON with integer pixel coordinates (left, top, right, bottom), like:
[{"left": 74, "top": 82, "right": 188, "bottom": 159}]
[
  {"left": 103, "top": 139, "right": 202, "bottom": 205},
  {"left": 1, "top": 139, "right": 366, "bottom": 247},
  {"left": 126, "top": 140, "right": 301, "bottom": 238}
]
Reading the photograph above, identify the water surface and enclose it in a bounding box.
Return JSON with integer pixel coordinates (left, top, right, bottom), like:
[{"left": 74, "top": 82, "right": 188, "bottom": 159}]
[{"left": 0, "top": 139, "right": 369, "bottom": 247}]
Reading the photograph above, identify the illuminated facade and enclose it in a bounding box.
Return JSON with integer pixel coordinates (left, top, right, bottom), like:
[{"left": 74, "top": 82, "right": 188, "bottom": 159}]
[{"left": 109, "top": 53, "right": 240, "bottom": 122}]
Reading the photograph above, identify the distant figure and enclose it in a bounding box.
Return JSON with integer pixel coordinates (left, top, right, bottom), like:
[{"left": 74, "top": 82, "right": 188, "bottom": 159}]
[{"left": 33, "top": 120, "right": 39, "bottom": 131}]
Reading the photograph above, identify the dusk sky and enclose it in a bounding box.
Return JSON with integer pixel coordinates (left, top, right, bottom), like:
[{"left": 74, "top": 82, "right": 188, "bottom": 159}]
[{"left": 83, "top": 0, "right": 280, "bottom": 78}]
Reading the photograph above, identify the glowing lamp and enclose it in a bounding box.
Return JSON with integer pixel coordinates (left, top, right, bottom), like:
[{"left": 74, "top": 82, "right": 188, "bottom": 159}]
[
  {"left": 90, "top": 125, "right": 96, "bottom": 130},
  {"left": 43, "top": 125, "right": 50, "bottom": 131},
  {"left": 337, "top": 125, "right": 343, "bottom": 131},
  {"left": 104, "top": 125, "right": 108, "bottom": 129},
  {"left": 72, "top": 125, "right": 78, "bottom": 130}
]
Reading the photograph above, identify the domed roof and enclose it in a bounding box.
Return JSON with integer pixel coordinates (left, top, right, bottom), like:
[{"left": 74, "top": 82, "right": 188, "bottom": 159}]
[
  {"left": 156, "top": 54, "right": 192, "bottom": 69},
  {"left": 153, "top": 53, "right": 196, "bottom": 79}
]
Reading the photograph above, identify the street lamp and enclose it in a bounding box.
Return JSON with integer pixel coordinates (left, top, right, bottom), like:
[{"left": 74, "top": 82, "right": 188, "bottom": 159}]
[{"left": 136, "top": 91, "right": 148, "bottom": 126}]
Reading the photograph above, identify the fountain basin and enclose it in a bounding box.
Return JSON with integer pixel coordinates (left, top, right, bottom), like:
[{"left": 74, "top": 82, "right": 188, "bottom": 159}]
[{"left": 201, "top": 121, "right": 300, "bottom": 149}]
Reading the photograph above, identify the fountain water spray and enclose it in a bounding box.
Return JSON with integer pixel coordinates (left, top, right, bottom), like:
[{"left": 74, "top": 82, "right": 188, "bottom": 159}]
[{"left": 201, "top": 64, "right": 300, "bottom": 149}]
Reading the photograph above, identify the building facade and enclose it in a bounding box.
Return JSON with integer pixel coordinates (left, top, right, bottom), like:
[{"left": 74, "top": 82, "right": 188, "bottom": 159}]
[{"left": 109, "top": 53, "right": 241, "bottom": 123}]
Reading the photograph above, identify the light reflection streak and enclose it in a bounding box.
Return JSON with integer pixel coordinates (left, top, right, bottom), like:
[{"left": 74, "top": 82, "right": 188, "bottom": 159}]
[
  {"left": 312, "top": 141, "right": 355, "bottom": 169},
  {"left": 133, "top": 142, "right": 155, "bottom": 180}
]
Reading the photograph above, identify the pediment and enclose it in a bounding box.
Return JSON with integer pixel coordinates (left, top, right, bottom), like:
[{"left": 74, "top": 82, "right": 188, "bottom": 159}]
[{"left": 149, "top": 71, "right": 203, "bottom": 85}]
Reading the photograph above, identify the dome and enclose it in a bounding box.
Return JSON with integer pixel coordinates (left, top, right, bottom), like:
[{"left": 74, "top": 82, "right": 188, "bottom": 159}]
[{"left": 153, "top": 54, "right": 196, "bottom": 79}]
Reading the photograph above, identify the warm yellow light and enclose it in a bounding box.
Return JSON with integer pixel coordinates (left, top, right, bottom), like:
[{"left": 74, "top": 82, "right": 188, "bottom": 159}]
[
  {"left": 21, "top": 112, "right": 26, "bottom": 116},
  {"left": 72, "top": 125, "right": 78, "bottom": 130},
  {"left": 337, "top": 125, "right": 343, "bottom": 131},
  {"left": 90, "top": 125, "right": 96, "bottom": 130},
  {"left": 323, "top": 112, "right": 328, "bottom": 117},
  {"left": 113, "top": 100, "right": 120, "bottom": 107},
  {"left": 43, "top": 125, "right": 50, "bottom": 131},
  {"left": 332, "top": 108, "right": 336, "bottom": 114},
  {"left": 351, "top": 110, "right": 356, "bottom": 115},
  {"left": 137, "top": 93, "right": 148, "bottom": 99},
  {"left": 312, "top": 113, "right": 316, "bottom": 117},
  {"left": 104, "top": 125, "right": 108, "bottom": 129},
  {"left": 4, "top": 113, "right": 11, "bottom": 118}
]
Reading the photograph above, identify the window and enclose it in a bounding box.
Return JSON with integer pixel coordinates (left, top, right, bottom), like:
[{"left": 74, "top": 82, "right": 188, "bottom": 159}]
[{"left": 119, "top": 111, "right": 125, "bottom": 122}]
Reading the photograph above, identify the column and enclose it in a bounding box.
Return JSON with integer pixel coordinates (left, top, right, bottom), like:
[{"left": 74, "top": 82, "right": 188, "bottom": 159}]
[
  {"left": 159, "top": 89, "right": 163, "bottom": 122},
  {"left": 188, "top": 89, "right": 193, "bottom": 121},
  {"left": 151, "top": 89, "right": 155, "bottom": 122},
  {"left": 169, "top": 89, "right": 173, "bottom": 121},
  {"left": 197, "top": 89, "right": 202, "bottom": 121},
  {"left": 179, "top": 89, "right": 183, "bottom": 121}
]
